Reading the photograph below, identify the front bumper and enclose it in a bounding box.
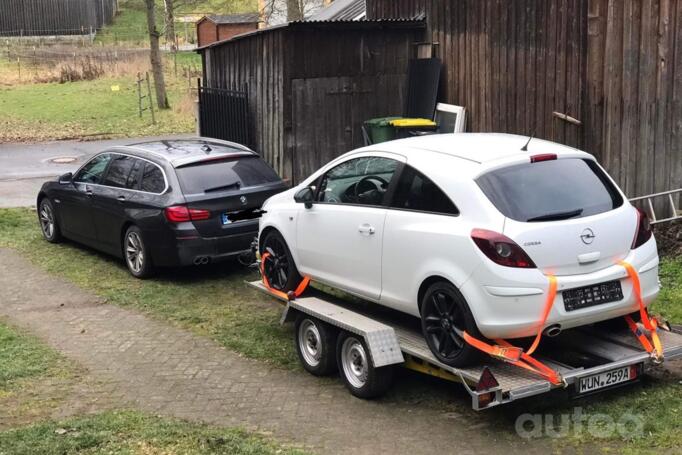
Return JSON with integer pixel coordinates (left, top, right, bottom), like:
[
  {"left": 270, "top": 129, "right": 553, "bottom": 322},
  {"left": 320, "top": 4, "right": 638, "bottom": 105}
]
[{"left": 460, "top": 239, "right": 660, "bottom": 339}]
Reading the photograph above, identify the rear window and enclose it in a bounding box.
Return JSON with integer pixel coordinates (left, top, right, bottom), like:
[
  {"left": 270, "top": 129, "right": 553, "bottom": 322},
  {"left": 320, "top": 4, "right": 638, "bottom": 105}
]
[
  {"left": 476, "top": 158, "right": 623, "bottom": 222},
  {"left": 175, "top": 157, "right": 280, "bottom": 195}
]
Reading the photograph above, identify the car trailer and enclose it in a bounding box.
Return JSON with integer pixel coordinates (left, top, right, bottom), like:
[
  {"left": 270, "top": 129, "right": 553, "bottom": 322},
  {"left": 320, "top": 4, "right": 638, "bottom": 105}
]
[{"left": 247, "top": 280, "right": 682, "bottom": 410}]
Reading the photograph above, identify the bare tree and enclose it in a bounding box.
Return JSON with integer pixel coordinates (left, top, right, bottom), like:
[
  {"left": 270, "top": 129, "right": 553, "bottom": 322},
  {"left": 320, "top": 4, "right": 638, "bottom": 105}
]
[
  {"left": 144, "top": 0, "right": 169, "bottom": 109},
  {"left": 260, "top": 0, "right": 325, "bottom": 25},
  {"left": 163, "top": 0, "right": 177, "bottom": 51}
]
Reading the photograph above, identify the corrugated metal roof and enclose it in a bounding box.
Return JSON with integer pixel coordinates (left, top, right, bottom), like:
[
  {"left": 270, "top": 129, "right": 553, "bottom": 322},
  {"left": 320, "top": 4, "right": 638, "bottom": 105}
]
[
  {"left": 197, "top": 16, "right": 426, "bottom": 51},
  {"left": 308, "top": 0, "right": 366, "bottom": 21},
  {"left": 204, "top": 13, "right": 259, "bottom": 24}
]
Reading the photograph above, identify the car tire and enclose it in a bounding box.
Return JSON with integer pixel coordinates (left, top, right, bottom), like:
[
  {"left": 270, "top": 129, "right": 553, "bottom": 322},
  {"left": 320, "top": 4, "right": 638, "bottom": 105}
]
[
  {"left": 38, "top": 198, "right": 62, "bottom": 243},
  {"left": 420, "top": 281, "right": 482, "bottom": 367},
  {"left": 260, "top": 229, "right": 302, "bottom": 292},
  {"left": 336, "top": 331, "right": 394, "bottom": 399},
  {"left": 123, "top": 225, "right": 154, "bottom": 279},
  {"left": 295, "top": 315, "right": 338, "bottom": 376}
]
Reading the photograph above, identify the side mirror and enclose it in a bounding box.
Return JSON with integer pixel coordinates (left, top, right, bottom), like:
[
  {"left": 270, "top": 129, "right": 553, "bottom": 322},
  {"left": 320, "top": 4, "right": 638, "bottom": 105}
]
[
  {"left": 294, "top": 186, "right": 314, "bottom": 209},
  {"left": 58, "top": 172, "right": 73, "bottom": 184}
]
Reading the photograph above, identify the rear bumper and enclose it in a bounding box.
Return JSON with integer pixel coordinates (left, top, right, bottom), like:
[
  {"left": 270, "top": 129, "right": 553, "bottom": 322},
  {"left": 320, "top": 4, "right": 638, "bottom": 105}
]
[
  {"left": 460, "top": 237, "right": 660, "bottom": 339},
  {"left": 150, "top": 219, "right": 258, "bottom": 267}
]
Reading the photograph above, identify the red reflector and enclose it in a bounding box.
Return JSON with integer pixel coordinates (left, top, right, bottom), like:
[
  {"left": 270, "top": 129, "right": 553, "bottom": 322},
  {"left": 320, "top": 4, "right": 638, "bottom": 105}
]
[
  {"left": 629, "top": 364, "right": 639, "bottom": 380},
  {"left": 476, "top": 367, "right": 500, "bottom": 392},
  {"left": 164, "top": 206, "right": 210, "bottom": 222},
  {"left": 530, "top": 153, "right": 557, "bottom": 163}
]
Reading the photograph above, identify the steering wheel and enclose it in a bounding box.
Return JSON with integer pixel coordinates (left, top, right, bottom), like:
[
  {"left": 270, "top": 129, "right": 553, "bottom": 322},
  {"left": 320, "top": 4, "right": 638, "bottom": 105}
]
[{"left": 353, "top": 175, "right": 389, "bottom": 203}]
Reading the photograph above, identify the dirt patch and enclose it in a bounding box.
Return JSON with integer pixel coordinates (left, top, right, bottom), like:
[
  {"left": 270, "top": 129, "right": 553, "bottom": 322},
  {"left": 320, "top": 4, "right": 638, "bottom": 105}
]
[{"left": 654, "top": 220, "right": 682, "bottom": 257}]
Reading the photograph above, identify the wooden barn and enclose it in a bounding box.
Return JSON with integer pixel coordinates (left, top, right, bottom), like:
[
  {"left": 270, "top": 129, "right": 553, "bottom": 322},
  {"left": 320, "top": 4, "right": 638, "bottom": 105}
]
[
  {"left": 196, "top": 13, "right": 260, "bottom": 48},
  {"left": 199, "top": 0, "right": 682, "bottom": 199},
  {"left": 0, "top": 0, "right": 118, "bottom": 36},
  {"left": 198, "top": 18, "right": 425, "bottom": 182}
]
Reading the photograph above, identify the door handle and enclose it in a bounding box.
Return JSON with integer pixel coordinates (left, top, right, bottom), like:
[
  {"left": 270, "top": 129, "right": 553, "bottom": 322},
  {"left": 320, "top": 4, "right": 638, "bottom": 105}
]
[
  {"left": 84, "top": 186, "right": 93, "bottom": 197},
  {"left": 358, "top": 224, "right": 375, "bottom": 235},
  {"left": 117, "top": 196, "right": 126, "bottom": 203}
]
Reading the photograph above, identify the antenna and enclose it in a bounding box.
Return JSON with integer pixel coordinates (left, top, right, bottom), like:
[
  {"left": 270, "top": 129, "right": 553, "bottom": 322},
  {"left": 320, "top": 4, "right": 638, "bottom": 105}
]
[{"left": 521, "top": 129, "right": 536, "bottom": 152}]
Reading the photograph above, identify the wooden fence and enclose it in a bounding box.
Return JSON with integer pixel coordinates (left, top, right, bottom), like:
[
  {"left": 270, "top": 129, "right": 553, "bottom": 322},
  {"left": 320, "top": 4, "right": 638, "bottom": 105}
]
[
  {"left": 0, "top": 0, "right": 117, "bottom": 36},
  {"left": 367, "top": 0, "right": 682, "bottom": 199}
]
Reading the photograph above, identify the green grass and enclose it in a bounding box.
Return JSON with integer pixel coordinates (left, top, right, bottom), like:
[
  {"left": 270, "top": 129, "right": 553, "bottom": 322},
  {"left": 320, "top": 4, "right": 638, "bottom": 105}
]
[
  {"left": 0, "top": 73, "right": 194, "bottom": 142},
  {"left": 0, "top": 208, "right": 297, "bottom": 369},
  {"left": 1, "top": 207, "right": 681, "bottom": 452},
  {"left": 95, "top": 0, "right": 257, "bottom": 46},
  {"left": 0, "top": 410, "right": 307, "bottom": 454},
  {"left": 0, "top": 321, "right": 70, "bottom": 394}
]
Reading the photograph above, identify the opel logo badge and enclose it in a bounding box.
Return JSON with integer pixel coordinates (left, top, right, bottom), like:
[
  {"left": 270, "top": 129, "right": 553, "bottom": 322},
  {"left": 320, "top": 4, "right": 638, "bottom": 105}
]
[
  {"left": 580, "top": 228, "right": 595, "bottom": 245},
  {"left": 240, "top": 195, "right": 247, "bottom": 205}
]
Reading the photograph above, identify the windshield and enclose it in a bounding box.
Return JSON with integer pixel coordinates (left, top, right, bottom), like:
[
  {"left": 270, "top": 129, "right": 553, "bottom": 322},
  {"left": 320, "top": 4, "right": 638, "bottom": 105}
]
[
  {"left": 175, "top": 157, "right": 280, "bottom": 195},
  {"left": 476, "top": 158, "right": 623, "bottom": 222}
]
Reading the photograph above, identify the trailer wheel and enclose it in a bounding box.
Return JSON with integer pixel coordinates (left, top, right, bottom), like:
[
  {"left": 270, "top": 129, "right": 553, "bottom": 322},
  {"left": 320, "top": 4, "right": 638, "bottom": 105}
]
[
  {"left": 295, "top": 315, "right": 337, "bottom": 376},
  {"left": 336, "top": 332, "right": 393, "bottom": 399}
]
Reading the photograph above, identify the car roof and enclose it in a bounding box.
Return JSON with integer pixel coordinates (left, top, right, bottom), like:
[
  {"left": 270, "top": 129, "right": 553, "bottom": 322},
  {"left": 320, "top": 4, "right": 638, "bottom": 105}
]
[
  {"left": 116, "top": 138, "right": 256, "bottom": 167},
  {"left": 362, "top": 133, "right": 588, "bottom": 165}
]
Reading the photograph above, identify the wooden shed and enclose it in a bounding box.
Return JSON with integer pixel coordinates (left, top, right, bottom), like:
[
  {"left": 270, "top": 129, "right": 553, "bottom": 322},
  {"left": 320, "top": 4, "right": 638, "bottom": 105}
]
[
  {"left": 366, "top": 0, "right": 682, "bottom": 200},
  {"left": 199, "top": 19, "right": 425, "bottom": 182},
  {"left": 196, "top": 13, "right": 260, "bottom": 48}
]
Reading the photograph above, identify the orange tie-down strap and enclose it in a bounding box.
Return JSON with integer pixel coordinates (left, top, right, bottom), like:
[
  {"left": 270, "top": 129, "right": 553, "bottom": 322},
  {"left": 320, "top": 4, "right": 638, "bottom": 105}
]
[
  {"left": 618, "top": 260, "right": 664, "bottom": 361},
  {"left": 461, "top": 275, "right": 563, "bottom": 386},
  {"left": 260, "top": 252, "right": 310, "bottom": 301}
]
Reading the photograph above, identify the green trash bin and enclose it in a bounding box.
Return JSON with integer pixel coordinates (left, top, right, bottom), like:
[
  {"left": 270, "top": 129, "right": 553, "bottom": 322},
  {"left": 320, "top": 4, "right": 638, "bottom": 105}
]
[{"left": 363, "top": 116, "right": 401, "bottom": 144}]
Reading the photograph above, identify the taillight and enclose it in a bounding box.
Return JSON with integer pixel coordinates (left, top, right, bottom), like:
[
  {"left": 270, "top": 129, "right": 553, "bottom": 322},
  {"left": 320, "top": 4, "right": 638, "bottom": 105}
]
[
  {"left": 164, "top": 205, "right": 210, "bottom": 223},
  {"left": 530, "top": 153, "right": 557, "bottom": 163},
  {"left": 471, "top": 229, "right": 536, "bottom": 268},
  {"left": 631, "top": 207, "right": 652, "bottom": 249}
]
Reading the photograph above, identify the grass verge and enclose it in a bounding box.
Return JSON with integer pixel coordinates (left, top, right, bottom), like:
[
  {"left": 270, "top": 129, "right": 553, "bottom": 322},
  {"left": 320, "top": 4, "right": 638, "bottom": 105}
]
[
  {"left": 0, "top": 207, "right": 680, "bottom": 452},
  {"left": 0, "top": 410, "right": 307, "bottom": 455}
]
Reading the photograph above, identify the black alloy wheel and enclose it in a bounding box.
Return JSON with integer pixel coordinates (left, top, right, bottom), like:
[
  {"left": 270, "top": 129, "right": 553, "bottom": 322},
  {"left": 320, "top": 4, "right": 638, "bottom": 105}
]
[
  {"left": 421, "top": 282, "right": 481, "bottom": 367},
  {"left": 260, "top": 230, "right": 302, "bottom": 292}
]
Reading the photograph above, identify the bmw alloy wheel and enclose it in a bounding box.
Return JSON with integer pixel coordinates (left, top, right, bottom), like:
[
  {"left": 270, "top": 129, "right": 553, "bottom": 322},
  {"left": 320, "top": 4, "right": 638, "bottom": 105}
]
[
  {"left": 125, "top": 231, "right": 145, "bottom": 274},
  {"left": 39, "top": 203, "right": 55, "bottom": 239}
]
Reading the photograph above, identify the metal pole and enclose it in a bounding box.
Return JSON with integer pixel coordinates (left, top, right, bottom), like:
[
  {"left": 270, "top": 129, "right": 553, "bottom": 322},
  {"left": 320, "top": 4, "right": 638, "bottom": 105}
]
[{"left": 146, "top": 72, "right": 156, "bottom": 125}]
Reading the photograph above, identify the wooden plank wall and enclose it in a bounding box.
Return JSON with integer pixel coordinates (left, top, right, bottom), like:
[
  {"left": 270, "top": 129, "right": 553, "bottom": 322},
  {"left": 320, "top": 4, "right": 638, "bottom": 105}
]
[
  {"left": 0, "top": 0, "right": 116, "bottom": 36},
  {"left": 585, "top": 0, "right": 682, "bottom": 199},
  {"left": 203, "top": 29, "right": 286, "bottom": 177},
  {"left": 367, "top": 0, "right": 586, "bottom": 150},
  {"left": 368, "top": 0, "right": 682, "bottom": 198}
]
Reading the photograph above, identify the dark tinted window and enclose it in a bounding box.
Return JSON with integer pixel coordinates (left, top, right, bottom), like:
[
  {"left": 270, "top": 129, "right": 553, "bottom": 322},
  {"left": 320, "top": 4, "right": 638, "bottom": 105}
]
[
  {"left": 126, "top": 159, "right": 143, "bottom": 190},
  {"left": 175, "top": 157, "right": 280, "bottom": 195},
  {"left": 317, "top": 157, "right": 399, "bottom": 206},
  {"left": 74, "top": 154, "right": 112, "bottom": 184},
  {"left": 391, "top": 166, "right": 459, "bottom": 215},
  {"left": 476, "top": 159, "right": 623, "bottom": 222},
  {"left": 101, "top": 155, "right": 137, "bottom": 189},
  {"left": 140, "top": 163, "right": 166, "bottom": 193}
]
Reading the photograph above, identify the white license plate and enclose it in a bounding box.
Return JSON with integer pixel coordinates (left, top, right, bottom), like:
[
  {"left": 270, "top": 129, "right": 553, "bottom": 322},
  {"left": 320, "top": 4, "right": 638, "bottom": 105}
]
[{"left": 577, "top": 366, "right": 635, "bottom": 394}]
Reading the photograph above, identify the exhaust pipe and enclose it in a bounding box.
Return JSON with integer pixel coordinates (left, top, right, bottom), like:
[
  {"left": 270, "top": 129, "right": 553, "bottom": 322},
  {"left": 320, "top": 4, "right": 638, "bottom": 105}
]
[
  {"left": 543, "top": 324, "right": 562, "bottom": 338},
  {"left": 193, "top": 256, "right": 210, "bottom": 265}
]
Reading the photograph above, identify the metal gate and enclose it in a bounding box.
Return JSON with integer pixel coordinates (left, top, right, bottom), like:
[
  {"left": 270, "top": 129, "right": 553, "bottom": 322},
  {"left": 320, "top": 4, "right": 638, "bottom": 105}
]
[{"left": 198, "top": 85, "right": 251, "bottom": 147}]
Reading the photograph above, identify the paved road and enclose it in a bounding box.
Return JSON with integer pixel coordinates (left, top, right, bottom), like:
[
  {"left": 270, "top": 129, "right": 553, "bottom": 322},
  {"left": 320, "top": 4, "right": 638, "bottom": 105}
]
[
  {"left": 0, "top": 135, "right": 192, "bottom": 208},
  {"left": 0, "top": 248, "right": 559, "bottom": 454}
]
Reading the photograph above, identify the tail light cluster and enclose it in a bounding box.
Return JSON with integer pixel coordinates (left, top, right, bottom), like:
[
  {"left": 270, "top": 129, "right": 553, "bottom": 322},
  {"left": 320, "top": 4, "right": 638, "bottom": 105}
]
[
  {"left": 471, "top": 229, "right": 536, "bottom": 268},
  {"left": 164, "top": 205, "right": 210, "bottom": 223},
  {"left": 631, "top": 207, "right": 652, "bottom": 249}
]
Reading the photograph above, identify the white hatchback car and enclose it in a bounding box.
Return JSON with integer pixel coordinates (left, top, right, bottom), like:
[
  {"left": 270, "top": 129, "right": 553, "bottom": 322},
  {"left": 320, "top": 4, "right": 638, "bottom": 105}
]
[{"left": 258, "top": 133, "right": 659, "bottom": 367}]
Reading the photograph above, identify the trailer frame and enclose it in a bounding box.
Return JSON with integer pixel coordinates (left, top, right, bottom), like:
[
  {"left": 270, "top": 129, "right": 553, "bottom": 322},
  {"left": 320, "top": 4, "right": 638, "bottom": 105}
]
[{"left": 247, "top": 280, "right": 682, "bottom": 410}]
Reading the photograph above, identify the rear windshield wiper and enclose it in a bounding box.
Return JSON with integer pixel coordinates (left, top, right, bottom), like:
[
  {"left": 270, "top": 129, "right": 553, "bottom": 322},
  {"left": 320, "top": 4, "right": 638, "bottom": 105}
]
[
  {"left": 527, "top": 208, "right": 583, "bottom": 222},
  {"left": 204, "top": 181, "right": 241, "bottom": 193}
]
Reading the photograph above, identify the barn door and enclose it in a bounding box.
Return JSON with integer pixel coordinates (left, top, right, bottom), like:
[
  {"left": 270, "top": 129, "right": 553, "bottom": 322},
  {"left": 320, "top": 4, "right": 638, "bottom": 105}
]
[{"left": 290, "top": 75, "right": 407, "bottom": 184}]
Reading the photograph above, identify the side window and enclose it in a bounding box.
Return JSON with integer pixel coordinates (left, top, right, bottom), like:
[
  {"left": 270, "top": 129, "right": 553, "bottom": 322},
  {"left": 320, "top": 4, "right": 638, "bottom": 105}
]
[
  {"left": 316, "top": 156, "right": 399, "bottom": 206},
  {"left": 126, "top": 159, "right": 143, "bottom": 190},
  {"left": 140, "top": 162, "right": 165, "bottom": 193},
  {"left": 74, "top": 154, "right": 112, "bottom": 184},
  {"left": 390, "top": 165, "right": 459, "bottom": 215},
  {"left": 101, "top": 155, "right": 137, "bottom": 189}
]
